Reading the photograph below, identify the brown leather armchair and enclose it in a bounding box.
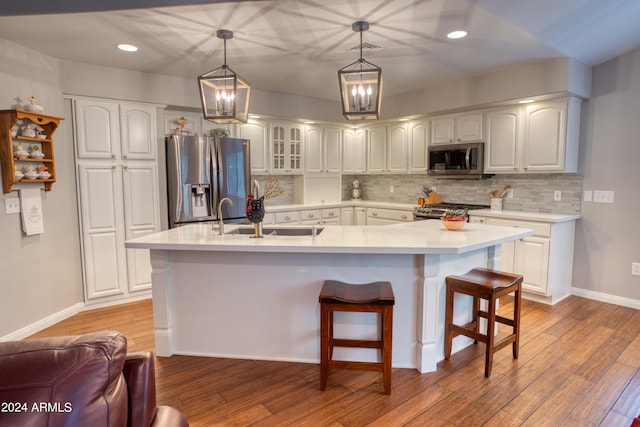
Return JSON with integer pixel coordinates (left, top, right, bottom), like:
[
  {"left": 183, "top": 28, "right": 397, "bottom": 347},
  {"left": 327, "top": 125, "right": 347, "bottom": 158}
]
[{"left": 0, "top": 330, "right": 188, "bottom": 427}]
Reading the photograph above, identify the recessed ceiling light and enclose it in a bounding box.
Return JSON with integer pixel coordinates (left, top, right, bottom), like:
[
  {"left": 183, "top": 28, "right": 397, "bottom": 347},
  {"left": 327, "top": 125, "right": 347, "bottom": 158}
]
[
  {"left": 249, "top": 114, "right": 262, "bottom": 119},
  {"left": 398, "top": 118, "right": 409, "bottom": 122},
  {"left": 518, "top": 99, "right": 535, "bottom": 104},
  {"left": 304, "top": 120, "right": 315, "bottom": 124},
  {"left": 447, "top": 30, "right": 468, "bottom": 40},
  {"left": 117, "top": 44, "right": 138, "bottom": 52}
]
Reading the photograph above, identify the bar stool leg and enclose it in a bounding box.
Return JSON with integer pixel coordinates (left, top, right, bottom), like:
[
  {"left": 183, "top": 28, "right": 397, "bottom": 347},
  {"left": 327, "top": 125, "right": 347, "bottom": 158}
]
[
  {"left": 513, "top": 287, "right": 521, "bottom": 359},
  {"left": 444, "top": 285, "right": 454, "bottom": 359},
  {"left": 484, "top": 296, "right": 497, "bottom": 377},
  {"left": 382, "top": 305, "right": 393, "bottom": 395},
  {"left": 320, "top": 304, "right": 330, "bottom": 391}
]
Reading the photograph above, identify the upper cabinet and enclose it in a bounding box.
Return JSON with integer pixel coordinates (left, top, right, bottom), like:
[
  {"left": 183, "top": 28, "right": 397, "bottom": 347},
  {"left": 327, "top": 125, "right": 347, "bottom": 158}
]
[
  {"left": 0, "top": 110, "right": 63, "bottom": 193},
  {"left": 305, "top": 125, "right": 341, "bottom": 174},
  {"left": 270, "top": 121, "right": 303, "bottom": 174},
  {"left": 522, "top": 98, "right": 581, "bottom": 173},
  {"left": 367, "top": 123, "right": 409, "bottom": 174},
  {"left": 485, "top": 97, "right": 581, "bottom": 174},
  {"left": 119, "top": 104, "right": 157, "bottom": 160},
  {"left": 342, "top": 128, "right": 367, "bottom": 174},
  {"left": 484, "top": 107, "right": 522, "bottom": 173},
  {"left": 367, "top": 125, "right": 387, "bottom": 174},
  {"left": 431, "top": 112, "right": 483, "bottom": 145},
  {"left": 408, "top": 120, "right": 430, "bottom": 174},
  {"left": 236, "top": 120, "right": 269, "bottom": 174}
]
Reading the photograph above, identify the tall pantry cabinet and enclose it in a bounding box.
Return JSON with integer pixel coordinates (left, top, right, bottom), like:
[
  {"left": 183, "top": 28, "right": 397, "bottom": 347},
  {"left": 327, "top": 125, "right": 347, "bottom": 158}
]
[{"left": 71, "top": 98, "right": 162, "bottom": 304}]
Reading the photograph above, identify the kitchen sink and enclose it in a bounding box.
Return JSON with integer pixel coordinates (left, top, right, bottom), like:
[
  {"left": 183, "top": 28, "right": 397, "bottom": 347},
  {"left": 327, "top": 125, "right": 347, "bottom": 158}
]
[{"left": 226, "top": 226, "right": 324, "bottom": 236}]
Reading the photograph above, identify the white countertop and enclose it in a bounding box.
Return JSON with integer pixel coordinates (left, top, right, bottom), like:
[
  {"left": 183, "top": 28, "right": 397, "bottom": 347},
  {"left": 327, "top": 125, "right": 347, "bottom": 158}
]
[
  {"left": 265, "top": 200, "right": 416, "bottom": 212},
  {"left": 125, "top": 220, "right": 532, "bottom": 255},
  {"left": 469, "top": 209, "right": 580, "bottom": 223}
]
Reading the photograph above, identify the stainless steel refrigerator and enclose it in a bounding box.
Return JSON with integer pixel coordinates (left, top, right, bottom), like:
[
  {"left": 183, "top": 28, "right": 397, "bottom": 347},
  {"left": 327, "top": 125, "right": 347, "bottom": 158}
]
[{"left": 166, "top": 135, "right": 251, "bottom": 228}]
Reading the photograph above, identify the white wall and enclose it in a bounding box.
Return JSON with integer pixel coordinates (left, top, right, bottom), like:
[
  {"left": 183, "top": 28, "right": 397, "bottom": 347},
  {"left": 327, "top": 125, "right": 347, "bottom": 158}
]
[
  {"left": 0, "top": 38, "right": 83, "bottom": 338},
  {"left": 572, "top": 47, "right": 640, "bottom": 301}
]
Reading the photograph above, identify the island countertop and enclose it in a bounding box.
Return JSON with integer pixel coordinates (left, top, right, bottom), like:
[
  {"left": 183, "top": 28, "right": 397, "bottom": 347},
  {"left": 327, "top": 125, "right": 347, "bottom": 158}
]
[{"left": 125, "top": 220, "right": 533, "bottom": 254}]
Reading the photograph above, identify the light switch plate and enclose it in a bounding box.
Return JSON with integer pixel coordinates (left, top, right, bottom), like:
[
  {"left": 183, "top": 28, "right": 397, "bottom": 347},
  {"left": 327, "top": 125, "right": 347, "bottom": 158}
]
[
  {"left": 593, "top": 190, "right": 615, "bottom": 203},
  {"left": 583, "top": 190, "right": 593, "bottom": 202},
  {"left": 5, "top": 198, "right": 20, "bottom": 214}
]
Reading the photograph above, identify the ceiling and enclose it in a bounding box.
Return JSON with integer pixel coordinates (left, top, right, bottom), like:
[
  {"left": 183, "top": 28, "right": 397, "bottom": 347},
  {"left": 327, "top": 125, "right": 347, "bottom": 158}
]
[{"left": 1, "top": 0, "right": 640, "bottom": 103}]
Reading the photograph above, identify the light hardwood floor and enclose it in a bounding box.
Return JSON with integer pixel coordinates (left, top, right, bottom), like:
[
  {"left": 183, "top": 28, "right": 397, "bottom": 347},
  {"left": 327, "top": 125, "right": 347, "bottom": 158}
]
[{"left": 29, "top": 295, "right": 640, "bottom": 426}]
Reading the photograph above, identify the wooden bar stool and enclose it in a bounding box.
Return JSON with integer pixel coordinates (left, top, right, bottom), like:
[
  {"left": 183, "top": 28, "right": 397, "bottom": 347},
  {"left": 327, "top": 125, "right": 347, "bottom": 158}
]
[
  {"left": 319, "top": 280, "right": 395, "bottom": 394},
  {"left": 444, "top": 268, "right": 523, "bottom": 377}
]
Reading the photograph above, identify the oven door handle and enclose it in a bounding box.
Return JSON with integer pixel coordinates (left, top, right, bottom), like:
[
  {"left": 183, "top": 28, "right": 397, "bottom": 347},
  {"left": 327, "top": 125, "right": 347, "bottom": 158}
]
[{"left": 465, "top": 147, "right": 471, "bottom": 170}]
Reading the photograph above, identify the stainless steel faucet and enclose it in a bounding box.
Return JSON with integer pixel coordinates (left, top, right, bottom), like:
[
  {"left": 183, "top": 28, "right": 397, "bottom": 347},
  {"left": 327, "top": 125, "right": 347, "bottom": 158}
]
[{"left": 217, "top": 197, "right": 233, "bottom": 235}]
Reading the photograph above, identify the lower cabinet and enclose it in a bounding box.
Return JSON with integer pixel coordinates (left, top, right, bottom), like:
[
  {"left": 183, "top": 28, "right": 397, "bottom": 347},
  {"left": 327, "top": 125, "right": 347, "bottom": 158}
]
[
  {"left": 366, "top": 207, "right": 413, "bottom": 225},
  {"left": 470, "top": 215, "right": 575, "bottom": 304}
]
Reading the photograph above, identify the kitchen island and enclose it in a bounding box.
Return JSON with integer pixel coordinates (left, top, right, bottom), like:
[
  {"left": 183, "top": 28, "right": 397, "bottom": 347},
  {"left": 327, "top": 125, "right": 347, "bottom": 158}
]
[{"left": 125, "top": 220, "right": 532, "bottom": 373}]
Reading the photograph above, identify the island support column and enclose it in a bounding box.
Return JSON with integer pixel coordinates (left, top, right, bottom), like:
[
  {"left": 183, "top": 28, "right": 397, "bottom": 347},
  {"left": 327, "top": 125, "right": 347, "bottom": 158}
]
[{"left": 150, "top": 250, "right": 174, "bottom": 357}]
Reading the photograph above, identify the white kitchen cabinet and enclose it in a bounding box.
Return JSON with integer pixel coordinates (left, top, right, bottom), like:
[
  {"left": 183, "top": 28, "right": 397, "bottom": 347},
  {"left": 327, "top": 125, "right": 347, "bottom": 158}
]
[
  {"left": 270, "top": 121, "right": 303, "bottom": 174},
  {"left": 341, "top": 207, "right": 354, "bottom": 225},
  {"left": 305, "top": 125, "right": 341, "bottom": 174},
  {"left": 237, "top": 120, "right": 269, "bottom": 174},
  {"left": 367, "top": 125, "right": 387, "bottom": 173},
  {"left": 469, "top": 214, "right": 576, "bottom": 304},
  {"left": 367, "top": 124, "right": 408, "bottom": 174},
  {"left": 409, "top": 120, "right": 430, "bottom": 174},
  {"left": 342, "top": 128, "right": 367, "bottom": 174},
  {"left": 73, "top": 97, "right": 161, "bottom": 304},
  {"left": 484, "top": 107, "right": 522, "bottom": 173},
  {"left": 431, "top": 112, "right": 483, "bottom": 145},
  {"left": 354, "top": 207, "right": 367, "bottom": 225},
  {"left": 522, "top": 97, "right": 581, "bottom": 173},
  {"left": 366, "top": 207, "right": 413, "bottom": 225}
]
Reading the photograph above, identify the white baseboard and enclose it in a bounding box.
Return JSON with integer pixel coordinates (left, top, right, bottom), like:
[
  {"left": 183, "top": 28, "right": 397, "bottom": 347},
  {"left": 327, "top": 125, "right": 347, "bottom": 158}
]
[
  {"left": 0, "top": 303, "right": 85, "bottom": 342},
  {"left": 571, "top": 287, "right": 640, "bottom": 310}
]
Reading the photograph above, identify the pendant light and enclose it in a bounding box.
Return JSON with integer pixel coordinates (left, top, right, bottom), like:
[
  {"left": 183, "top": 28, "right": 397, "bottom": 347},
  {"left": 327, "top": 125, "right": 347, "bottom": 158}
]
[
  {"left": 198, "top": 29, "right": 251, "bottom": 124},
  {"left": 338, "top": 21, "right": 383, "bottom": 121}
]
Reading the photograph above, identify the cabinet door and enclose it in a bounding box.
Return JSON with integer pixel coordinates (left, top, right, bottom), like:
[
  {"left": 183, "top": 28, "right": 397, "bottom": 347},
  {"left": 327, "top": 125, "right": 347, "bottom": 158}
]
[
  {"left": 514, "top": 236, "right": 550, "bottom": 295},
  {"left": 122, "top": 161, "right": 160, "bottom": 292},
  {"left": 456, "top": 113, "right": 483, "bottom": 142},
  {"left": 237, "top": 121, "right": 268, "bottom": 174},
  {"left": 120, "top": 104, "right": 157, "bottom": 160},
  {"left": 341, "top": 207, "right": 354, "bottom": 225},
  {"left": 387, "top": 123, "right": 408, "bottom": 173},
  {"left": 431, "top": 117, "right": 455, "bottom": 145},
  {"left": 304, "top": 125, "right": 323, "bottom": 173},
  {"left": 485, "top": 107, "right": 521, "bottom": 173},
  {"left": 367, "top": 126, "right": 387, "bottom": 173},
  {"left": 323, "top": 126, "right": 342, "bottom": 173},
  {"left": 342, "top": 129, "right": 366, "bottom": 174},
  {"left": 77, "top": 163, "right": 127, "bottom": 300},
  {"left": 409, "top": 121, "right": 429, "bottom": 174},
  {"left": 74, "top": 99, "right": 121, "bottom": 160},
  {"left": 288, "top": 124, "right": 303, "bottom": 172},
  {"left": 523, "top": 101, "right": 566, "bottom": 172},
  {"left": 354, "top": 207, "right": 367, "bottom": 225}
]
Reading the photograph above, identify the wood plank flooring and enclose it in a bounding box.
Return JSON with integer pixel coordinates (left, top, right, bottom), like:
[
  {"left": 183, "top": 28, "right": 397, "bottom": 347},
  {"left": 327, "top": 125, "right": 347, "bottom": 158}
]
[{"left": 28, "top": 295, "right": 640, "bottom": 426}]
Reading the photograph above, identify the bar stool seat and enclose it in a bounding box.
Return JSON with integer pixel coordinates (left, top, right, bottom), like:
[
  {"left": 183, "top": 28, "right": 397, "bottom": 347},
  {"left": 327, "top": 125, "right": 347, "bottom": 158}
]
[
  {"left": 444, "top": 268, "right": 523, "bottom": 377},
  {"left": 319, "top": 280, "right": 395, "bottom": 394}
]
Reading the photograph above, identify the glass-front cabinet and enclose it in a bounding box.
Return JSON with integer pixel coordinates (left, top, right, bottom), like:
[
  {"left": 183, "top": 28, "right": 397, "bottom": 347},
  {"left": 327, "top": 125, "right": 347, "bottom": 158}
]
[{"left": 270, "top": 121, "right": 303, "bottom": 174}]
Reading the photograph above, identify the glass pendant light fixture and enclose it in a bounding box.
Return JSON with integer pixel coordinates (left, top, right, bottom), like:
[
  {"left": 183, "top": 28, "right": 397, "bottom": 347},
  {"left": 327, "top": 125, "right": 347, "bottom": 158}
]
[
  {"left": 338, "top": 21, "right": 383, "bottom": 121},
  {"left": 198, "top": 29, "right": 251, "bottom": 124}
]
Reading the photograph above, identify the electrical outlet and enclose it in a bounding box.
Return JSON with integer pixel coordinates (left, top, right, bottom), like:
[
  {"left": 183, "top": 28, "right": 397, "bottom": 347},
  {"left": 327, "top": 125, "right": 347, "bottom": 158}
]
[
  {"left": 5, "top": 198, "right": 20, "bottom": 214},
  {"left": 506, "top": 189, "right": 513, "bottom": 199},
  {"left": 632, "top": 263, "right": 640, "bottom": 276},
  {"left": 389, "top": 185, "right": 394, "bottom": 193},
  {"left": 554, "top": 190, "right": 562, "bottom": 201},
  {"left": 583, "top": 190, "right": 593, "bottom": 202}
]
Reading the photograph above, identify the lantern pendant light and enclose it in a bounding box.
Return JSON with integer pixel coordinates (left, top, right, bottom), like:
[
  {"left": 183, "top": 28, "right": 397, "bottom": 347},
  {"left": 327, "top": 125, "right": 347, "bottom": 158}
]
[
  {"left": 198, "top": 29, "right": 251, "bottom": 124},
  {"left": 338, "top": 21, "right": 383, "bottom": 121}
]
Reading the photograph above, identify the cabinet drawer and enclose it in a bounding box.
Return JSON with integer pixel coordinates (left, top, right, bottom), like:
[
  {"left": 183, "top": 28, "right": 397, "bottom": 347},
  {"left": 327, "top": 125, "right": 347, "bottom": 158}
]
[
  {"left": 300, "top": 209, "right": 321, "bottom": 221},
  {"left": 274, "top": 211, "right": 300, "bottom": 223},
  {"left": 367, "top": 208, "right": 412, "bottom": 222},
  {"left": 322, "top": 208, "right": 340, "bottom": 219},
  {"left": 485, "top": 218, "right": 551, "bottom": 237}
]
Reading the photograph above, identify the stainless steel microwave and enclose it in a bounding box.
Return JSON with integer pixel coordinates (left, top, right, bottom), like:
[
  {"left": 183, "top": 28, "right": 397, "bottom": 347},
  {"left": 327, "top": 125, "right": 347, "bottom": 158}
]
[{"left": 427, "top": 142, "right": 491, "bottom": 179}]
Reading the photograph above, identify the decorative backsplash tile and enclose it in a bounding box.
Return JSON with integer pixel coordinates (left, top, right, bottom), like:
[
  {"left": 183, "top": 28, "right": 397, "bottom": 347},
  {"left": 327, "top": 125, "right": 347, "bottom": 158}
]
[{"left": 256, "top": 173, "right": 583, "bottom": 214}]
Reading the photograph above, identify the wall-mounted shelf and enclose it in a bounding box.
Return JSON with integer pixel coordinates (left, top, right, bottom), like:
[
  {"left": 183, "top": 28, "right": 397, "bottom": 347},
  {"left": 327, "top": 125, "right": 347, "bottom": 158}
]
[{"left": 0, "top": 109, "right": 63, "bottom": 193}]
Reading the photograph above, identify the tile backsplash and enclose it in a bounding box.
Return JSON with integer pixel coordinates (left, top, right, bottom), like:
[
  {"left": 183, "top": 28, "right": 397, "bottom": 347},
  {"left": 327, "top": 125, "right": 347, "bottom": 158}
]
[
  {"left": 343, "top": 174, "right": 583, "bottom": 214},
  {"left": 255, "top": 173, "right": 583, "bottom": 214}
]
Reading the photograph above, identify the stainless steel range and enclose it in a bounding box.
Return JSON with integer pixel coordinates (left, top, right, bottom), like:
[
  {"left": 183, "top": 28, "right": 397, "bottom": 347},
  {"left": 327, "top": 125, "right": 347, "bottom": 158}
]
[{"left": 413, "top": 202, "right": 489, "bottom": 221}]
